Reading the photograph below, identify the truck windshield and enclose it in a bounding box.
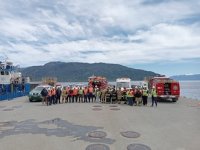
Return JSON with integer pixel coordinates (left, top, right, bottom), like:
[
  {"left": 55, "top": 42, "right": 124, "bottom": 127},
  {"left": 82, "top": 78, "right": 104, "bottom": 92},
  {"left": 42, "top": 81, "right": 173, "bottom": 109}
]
[{"left": 116, "top": 82, "right": 130, "bottom": 88}]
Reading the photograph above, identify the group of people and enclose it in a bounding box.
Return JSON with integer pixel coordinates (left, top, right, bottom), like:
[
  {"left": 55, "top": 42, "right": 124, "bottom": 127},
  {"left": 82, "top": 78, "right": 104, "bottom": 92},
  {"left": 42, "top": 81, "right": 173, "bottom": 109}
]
[
  {"left": 124, "top": 86, "right": 157, "bottom": 107},
  {"left": 41, "top": 85, "right": 158, "bottom": 107}
]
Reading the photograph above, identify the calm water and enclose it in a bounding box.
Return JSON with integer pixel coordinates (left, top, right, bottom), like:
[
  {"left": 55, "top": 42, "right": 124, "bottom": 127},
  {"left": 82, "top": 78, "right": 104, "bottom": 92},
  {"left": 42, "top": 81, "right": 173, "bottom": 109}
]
[
  {"left": 59, "top": 80, "right": 200, "bottom": 100},
  {"left": 179, "top": 80, "right": 200, "bottom": 100}
]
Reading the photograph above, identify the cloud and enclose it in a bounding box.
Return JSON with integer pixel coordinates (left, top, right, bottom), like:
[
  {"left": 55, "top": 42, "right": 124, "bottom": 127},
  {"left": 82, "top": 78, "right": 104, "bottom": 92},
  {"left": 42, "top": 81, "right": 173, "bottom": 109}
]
[{"left": 0, "top": 0, "right": 199, "bottom": 70}]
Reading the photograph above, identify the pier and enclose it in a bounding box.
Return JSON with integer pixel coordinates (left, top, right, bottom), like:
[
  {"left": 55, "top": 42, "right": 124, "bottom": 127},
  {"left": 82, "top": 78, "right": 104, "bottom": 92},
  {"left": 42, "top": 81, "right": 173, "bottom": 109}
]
[{"left": 0, "top": 96, "right": 200, "bottom": 150}]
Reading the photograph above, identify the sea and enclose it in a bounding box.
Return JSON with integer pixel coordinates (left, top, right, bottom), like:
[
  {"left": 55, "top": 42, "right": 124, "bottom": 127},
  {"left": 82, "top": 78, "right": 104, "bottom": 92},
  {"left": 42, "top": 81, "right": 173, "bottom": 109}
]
[
  {"left": 179, "top": 80, "right": 200, "bottom": 100},
  {"left": 58, "top": 80, "right": 200, "bottom": 101}
]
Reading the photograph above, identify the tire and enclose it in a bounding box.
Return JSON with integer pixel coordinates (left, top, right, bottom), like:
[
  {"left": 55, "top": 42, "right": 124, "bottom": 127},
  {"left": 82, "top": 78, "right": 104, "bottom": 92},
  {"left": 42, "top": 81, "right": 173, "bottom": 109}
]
[{"left": 172, "top": 98, "right": 177, "bottom": 102}]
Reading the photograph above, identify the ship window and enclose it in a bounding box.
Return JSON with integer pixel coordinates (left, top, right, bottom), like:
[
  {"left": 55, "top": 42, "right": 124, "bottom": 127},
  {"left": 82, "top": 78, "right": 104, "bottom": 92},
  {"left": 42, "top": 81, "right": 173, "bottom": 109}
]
[
  {"left": 5, "top": 71, "right": 9, "bottom": 75},
  {"left": 6, "top": 65, "right": 11, "bottom": 69},
  {"left": 1, "top": 71, "right": 4, "bottom": 75}
]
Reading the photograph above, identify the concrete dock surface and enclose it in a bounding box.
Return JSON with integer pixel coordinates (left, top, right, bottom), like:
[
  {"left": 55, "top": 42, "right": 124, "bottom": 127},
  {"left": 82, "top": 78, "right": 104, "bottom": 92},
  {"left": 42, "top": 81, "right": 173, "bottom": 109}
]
[{"left": 0, "top": 97, "right": 200, "bottom": 150}]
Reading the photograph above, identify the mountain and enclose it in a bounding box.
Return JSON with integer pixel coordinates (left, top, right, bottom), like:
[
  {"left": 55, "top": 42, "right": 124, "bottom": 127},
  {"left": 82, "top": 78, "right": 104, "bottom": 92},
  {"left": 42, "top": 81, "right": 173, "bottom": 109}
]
[
  {"left": 170, "top": 74, "right": 200, "bottom": 80},
  {"left": 21, "top": 62, "right": 159, "bottom": 82}
]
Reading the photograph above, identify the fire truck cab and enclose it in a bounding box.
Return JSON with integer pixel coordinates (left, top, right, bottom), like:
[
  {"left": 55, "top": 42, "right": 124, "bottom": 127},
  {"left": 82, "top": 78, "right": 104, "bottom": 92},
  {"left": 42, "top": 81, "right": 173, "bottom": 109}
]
[{"left": 149, "top": 76, "right": 180, "bottom": 102}]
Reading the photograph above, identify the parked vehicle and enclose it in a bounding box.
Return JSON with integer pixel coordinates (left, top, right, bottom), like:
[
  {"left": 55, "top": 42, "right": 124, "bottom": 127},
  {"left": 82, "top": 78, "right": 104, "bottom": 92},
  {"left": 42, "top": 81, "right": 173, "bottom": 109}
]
[
  {"left": 28, "top": 85, "right": 52, "bottom": 102},
  {"left": 88, "top": 75, "right": 108, "bottom": 90},
  {"left": 116, "top": 78, "right": 131, "bottom": 90},
  {"left": 140, "top": 81, "right": 149, "bottom": 90},
  {"left": 148, "top": 76, "right": 180, "bottom": 102}
]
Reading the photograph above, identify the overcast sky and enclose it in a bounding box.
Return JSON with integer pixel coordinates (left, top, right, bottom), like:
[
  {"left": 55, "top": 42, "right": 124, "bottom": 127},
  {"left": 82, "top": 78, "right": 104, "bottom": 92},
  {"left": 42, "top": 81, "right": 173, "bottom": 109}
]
[{"left": 0, "top": 0, "right": 200, "bottom": 76}]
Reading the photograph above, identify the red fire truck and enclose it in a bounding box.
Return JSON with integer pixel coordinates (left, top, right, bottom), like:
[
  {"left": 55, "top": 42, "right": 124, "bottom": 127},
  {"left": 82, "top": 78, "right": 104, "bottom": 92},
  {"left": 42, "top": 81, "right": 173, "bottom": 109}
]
[
  {"left": 148, "top": 76, "right": 180, "bottom": 102},
  {"left": 88, "top": 75, "right": 108, "bottom": 90}
]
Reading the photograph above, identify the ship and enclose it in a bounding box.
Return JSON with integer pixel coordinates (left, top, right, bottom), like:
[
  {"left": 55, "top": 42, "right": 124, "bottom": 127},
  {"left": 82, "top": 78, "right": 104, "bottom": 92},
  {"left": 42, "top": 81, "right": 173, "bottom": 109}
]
[{"left": 0, "top": 59, "right": 30, "bottom": 101}]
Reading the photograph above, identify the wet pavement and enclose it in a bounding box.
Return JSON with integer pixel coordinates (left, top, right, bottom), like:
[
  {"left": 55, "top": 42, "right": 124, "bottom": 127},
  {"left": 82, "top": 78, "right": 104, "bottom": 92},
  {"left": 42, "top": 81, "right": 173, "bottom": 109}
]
[{"left": 0, "top": 118, "right": 115, "bottom": 144}]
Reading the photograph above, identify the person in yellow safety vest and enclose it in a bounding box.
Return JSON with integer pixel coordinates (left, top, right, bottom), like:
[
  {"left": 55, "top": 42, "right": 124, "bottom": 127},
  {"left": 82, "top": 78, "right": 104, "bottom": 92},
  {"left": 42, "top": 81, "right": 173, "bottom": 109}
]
[
  {"left": 151, "top": 86, "right": 157, "bottom": 107},
  {"left": 142, "top": 87, "right": 148, "bottom": 106},
  {"left": 78, "top": 87, "right": 84, "bottom": 103},
  {"left": 126, "top": 89, "right": 134, "bottom": 106}
]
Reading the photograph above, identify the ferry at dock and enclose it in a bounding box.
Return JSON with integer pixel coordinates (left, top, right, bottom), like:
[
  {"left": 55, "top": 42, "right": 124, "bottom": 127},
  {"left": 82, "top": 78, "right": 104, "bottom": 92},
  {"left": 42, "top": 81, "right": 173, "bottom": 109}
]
[{"left": 0, "top": 59, "right": 30, "bottom": 101}]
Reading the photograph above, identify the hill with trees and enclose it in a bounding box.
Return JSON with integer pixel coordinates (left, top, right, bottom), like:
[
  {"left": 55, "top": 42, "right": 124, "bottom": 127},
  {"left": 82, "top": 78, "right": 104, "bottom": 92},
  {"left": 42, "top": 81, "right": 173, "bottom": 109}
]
[{"left": 21, "top": 62, "right": 159, "bottom": 82}]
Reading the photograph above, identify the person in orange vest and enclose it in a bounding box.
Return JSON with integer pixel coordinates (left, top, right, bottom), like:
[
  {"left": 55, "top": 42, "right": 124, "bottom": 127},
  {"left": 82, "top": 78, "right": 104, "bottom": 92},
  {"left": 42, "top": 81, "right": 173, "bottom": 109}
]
[
  {"left": 83, "top": 86, "right": 88, "bottom": 103},
  {"left": 47, "top": 89, "right": 52, "bottom": 106},
  {"left": 51, "top": 87, "right": 56, "bottom": 104},
  {"left": 65, "top": 86, "right": 70, "bottom": 103},
  {"left": 88, "top": 86, "right": 94, "bottom": 102},
  {"left": 68, "top": 87, "right": 73, "bottom": 103},
  {"left": 73, "top": 87, "right": 78, "bottom": 103}
]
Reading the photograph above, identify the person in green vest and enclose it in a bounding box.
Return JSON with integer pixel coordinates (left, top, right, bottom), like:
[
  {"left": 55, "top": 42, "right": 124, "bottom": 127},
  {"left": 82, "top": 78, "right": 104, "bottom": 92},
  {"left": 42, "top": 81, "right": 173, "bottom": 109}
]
[
  {"left": 78, "top": 87, "right": 84, "bottom": 103},
  {"left": 142, "top": 87, "right": 148, "bottom": 106},
  {"left": 151, "top": 86, "right": 157, "bottom": 107}
]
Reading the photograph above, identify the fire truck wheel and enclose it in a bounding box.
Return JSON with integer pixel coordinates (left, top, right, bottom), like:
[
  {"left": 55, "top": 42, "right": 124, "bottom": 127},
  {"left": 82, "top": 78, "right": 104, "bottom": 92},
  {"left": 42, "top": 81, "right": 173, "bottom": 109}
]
[{"left": 172, "top": 98, "right": 177, "bottom": 102}]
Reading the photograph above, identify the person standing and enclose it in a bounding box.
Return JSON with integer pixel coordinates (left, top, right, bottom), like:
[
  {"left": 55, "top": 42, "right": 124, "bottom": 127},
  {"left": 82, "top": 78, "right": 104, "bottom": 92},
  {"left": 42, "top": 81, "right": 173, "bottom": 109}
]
[
  {"left": 142, "top": 87, "right": 148, "bottom": 106},
  {"left": 151, "top": 86, "right": 157, "bottom": 107},
  {"left": 135, "top": 88, "right": 142, "bottom": 106},
  {"left": 65, "top": 86, "right": 70, "bottom": 103},
  {"left": 47, "top": 89, "right": 52, "bottom": 106},
  {"left": 100, "top": 88, "right": 106, "bottom": 103},
  {"left": 69, "top": 87, "right": 73, "bottom": 103},
  {"left": 78, "top": 87, "right": 84, "bottom": 103},
  {"left": 93, "top": 86, "right": 98, "bottom": 103},
  {"left": 41, "top": 88, "right": 48, "bottom": 105},
  {"left": 88, "top": 86, "right": 94, "bottom": 102},
  {"left": 73, "top": 87, "right": 78, "bottom": 103},
  {"left": 111, "top": 88, "right": 117, "bottom": 104},
  {"left": 56, "top": 87, "right": 61, "bottom": 104},
  {"left": 126, "top": 89, "right": 134, "bottom": 106},
  {"left": 51, "top": 87, "right": 56, "bottom": 104},
  {"left": 61, "top": 87, "right": 67, "bottom": 103},
  {"left": 83, "top": 87, "right": 88, "bottom": 103},
  {"left": 116, "top": 88, "right": 122, "bottom": 104}
]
